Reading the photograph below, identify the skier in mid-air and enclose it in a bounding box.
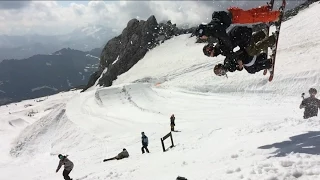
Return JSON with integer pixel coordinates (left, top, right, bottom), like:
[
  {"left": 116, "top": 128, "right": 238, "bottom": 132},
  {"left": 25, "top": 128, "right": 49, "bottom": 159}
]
[
  {"left": 196, "top": 1, "right": 286, "bottom": 81},
  {"left": 194, "top": 3, "right": 280, "bottom": 68},
  {"left": 202, "top": 25, "right": 276, "bottom": 76},
  {"left": 194, "top": 4, "right": 280, "bottom": 46}
]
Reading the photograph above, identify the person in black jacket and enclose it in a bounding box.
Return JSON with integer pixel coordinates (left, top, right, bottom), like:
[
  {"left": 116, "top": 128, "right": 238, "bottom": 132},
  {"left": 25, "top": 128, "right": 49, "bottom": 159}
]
[
  {"left": 170, "top": 114, "right": 175, "bottom": 131},
  {"left": 204, "top": 26, "right": 276, "bottom": 76},
  {"left": 213, "top": 53, "right": 273, "bottom": 76},
  {"left": 141, "top": 132, "right": 150, "bottom": 154},
  {"left": 195, "top": 4, "right": 280, "bottom": 64},
  {"left": 300, "top": 88, "right": 320, "bottom": 119}
]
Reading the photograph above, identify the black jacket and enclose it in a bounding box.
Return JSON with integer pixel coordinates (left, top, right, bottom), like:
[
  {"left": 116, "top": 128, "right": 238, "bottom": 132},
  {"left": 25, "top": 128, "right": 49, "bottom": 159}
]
[
  {"left": 217, "top": 26, "right": 253, "bottom": 72},
  {"left": 224, "top": 51, "right": 272, "bottom": 74},
  {"left": 201, "top": 11, "right": 235, "bottom": 61},
  {"left": 218, "top": 26, "right": 253, "bottom": 73},
  {"left": 300, "top": 97, "right": 320, "bottom": 119},
  {"left": 170, "top": 116, "right": 175, "bottom": 126}
]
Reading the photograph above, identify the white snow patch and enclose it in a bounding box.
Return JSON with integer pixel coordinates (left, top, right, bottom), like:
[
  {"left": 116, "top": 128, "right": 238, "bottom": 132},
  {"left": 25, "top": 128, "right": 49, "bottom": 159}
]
[
  {"left": 86, "top": 54, "right": 100, "bottom": 60},
  {"left": 112, "top": 55, "right": 120, "bottom": 65},
  {"left": 31, "top": 86, "right": 58, "bottom": 92}
]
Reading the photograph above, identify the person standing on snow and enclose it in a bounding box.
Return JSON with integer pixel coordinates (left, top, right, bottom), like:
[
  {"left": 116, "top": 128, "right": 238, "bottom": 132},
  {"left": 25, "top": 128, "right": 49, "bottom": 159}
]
[
  {"left": 170, "top": 114, "right": 175, "bottom": 131},
  {"left": 56, "top": 154, "right": 74, "bottom": 180},
  {"left": 300, "top": 88, "right": 320, "bottom": 119},
  {"left": 141, "top": 132, "right": 150, "bottom": 154}
]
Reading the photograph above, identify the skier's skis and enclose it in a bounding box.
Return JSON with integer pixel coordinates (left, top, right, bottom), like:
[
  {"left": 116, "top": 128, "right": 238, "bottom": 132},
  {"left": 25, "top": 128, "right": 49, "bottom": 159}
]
[
  {"left": 263, "top": 0, "right": 275, "bottom": 76},
  {"left": 268, "top": 0, "right": 286, "bottom": 82}
]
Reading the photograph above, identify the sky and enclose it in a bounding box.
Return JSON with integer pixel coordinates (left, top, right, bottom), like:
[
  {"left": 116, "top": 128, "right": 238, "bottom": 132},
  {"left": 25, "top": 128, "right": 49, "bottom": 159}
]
[{"left": 0, "top": 0, "right": 305, "bottom": 36}]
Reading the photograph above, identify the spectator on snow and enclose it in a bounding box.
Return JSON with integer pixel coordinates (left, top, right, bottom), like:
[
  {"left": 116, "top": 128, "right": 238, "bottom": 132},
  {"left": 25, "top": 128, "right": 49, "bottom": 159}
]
[
  {"left": 141, "top": 132, "right": 150, "bottom": 154},
  {"left": 56, "top": 154, "right": 74, "bottom": 180},
  {"left": 300, "top": 88, "right": 320, "bottom": 119},
  {"left": 103, "top": 148, "right": 129, "bottom": 162},
  {"left": 176, "top": 176, "right": 188, "bottom": 180},
  {"left": 170, "top": 114, "right": 175, "bottom": 131}
]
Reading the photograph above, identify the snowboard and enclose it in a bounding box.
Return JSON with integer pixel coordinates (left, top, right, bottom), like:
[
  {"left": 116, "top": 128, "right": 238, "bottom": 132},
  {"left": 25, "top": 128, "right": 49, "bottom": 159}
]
[
  {"left": 263, "top": 0, "right": 275, "bottom": 76},
  {"left": 267, "top": 0, "right": 287, "bottom": 82}
]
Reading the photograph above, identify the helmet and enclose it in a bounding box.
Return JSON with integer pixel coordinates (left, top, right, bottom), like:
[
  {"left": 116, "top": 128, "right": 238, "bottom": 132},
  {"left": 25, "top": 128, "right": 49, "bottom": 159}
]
[
  {"left": 195, "top": 24, "right": 207, "bottom": 37},
  {"left": 58, "top": 154, "right": 63, "bottom": 159},
  {"left": 213, "top": 64, "right": 226, "bottom": 76},
  {"left": 309, "top": 88, "right": 317, "bottom": 95},
  {"left": 203, "top": 44, "right": 214, "bottom": 57}
]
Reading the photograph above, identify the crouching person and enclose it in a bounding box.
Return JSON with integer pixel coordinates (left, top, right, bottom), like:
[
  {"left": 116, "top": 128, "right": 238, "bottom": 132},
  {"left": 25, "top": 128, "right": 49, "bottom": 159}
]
[
  {"left": 103, "top": 148, "right": 129, "bottom": 162},
  {"left": 56, "top": 154, "right": 74, "bottom": 180}
]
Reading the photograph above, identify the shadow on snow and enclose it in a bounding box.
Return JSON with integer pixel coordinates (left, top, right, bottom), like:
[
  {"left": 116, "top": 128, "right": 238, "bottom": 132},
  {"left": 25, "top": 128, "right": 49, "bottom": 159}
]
[{"left": 258, "top": 131, "right": 320, "bottom": 157}]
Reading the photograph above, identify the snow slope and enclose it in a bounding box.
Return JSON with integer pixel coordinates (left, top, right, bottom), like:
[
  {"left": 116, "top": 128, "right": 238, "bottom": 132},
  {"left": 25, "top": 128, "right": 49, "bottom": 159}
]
[
  {"left": 1, "top": 2, "right": 320, "bottom": 180},
  {"left": 114, "top": 2, "right": 320, "bottom": 95}
]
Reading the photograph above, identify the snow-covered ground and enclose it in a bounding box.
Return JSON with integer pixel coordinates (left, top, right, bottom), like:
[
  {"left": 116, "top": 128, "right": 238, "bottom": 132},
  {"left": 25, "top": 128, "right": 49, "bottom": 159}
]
[{"left": 1, "top": 2, "right": 320, "bottom": 180}]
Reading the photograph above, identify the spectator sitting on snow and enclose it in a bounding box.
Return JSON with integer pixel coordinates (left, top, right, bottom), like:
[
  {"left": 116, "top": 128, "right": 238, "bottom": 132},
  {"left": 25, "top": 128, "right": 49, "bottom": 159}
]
[{"left": 103, "top": 148, "right": 129, "bottom": 162}]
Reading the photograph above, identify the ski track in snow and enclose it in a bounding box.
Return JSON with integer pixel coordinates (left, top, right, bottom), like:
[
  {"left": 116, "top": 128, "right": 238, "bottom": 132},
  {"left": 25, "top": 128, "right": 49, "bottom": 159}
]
[{"left": 1, "top": 2, "right": 320, "bottom": 180}]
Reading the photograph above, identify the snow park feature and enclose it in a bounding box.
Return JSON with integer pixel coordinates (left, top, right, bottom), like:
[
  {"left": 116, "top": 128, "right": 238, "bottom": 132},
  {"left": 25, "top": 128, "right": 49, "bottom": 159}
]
[{"left": 1, "top": 1, "right": 320, "bottom": 180}]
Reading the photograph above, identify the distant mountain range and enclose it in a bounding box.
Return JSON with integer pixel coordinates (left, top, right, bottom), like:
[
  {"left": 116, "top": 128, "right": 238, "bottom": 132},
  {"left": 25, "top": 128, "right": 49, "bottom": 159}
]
[
  {"left": 0, "top": 24, "right": 118, "bottom": 61},
  {"left": 0, "top": 48, "right": 100, "bottom": 105}
]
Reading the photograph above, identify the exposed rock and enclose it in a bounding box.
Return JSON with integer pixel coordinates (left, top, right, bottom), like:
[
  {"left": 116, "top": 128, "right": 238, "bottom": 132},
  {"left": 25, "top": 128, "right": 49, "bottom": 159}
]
[{"left": 82, "top": 15, "right": 193, "bottom": 91}]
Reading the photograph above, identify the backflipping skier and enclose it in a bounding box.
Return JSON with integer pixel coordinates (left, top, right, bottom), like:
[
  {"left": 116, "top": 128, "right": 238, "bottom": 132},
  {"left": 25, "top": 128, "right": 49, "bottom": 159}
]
[
  {"left": 56, "top": 154, "right": 74, "bottom": 180},
  {"left": 194, "top": 4, "right": 280, "bottom": 64},
  {"left": 203, "top": 26, "right": 276, "bottom": 76},
  {"left": 300, "top": 88, "right": 320, "bottom": 119}
]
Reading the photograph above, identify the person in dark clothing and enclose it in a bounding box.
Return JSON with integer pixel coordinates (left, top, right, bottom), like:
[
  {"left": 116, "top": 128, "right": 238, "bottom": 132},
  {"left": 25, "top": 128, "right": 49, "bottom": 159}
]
[
  {"left": 170, "top": 114, "right": 175, "bottom": 131},
  {"left": 141, "top": 132, "right": 150, "bottom": 154},
  {"left": 203, "top": 26, "right": 254, "bottom": 73},
  {"left": 103, "top": 148, "right": 129, "bottom": 162},
  {"left": 300, "top": 88, "right": 320, "bottom": 119},
  {"left": 213, "top": 52, "right": 273, "bottom": 76},
  {"left": 195, "top": 4, "right": 280, "bottom": 63},
  {"left": 176, "top": 176, "right": 188, "bottom": 180},
  {"left": 203, "top": 26, "right": 276, "bottom": 76},
  {"left": 56, "top": 154, "right": 74, "bottom": 180}
]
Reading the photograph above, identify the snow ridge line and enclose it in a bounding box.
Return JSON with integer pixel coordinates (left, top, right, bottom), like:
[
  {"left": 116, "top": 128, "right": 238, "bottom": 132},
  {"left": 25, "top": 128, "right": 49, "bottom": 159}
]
[{"left": 10, "top": 104, "right": 66, "bottom": 157}]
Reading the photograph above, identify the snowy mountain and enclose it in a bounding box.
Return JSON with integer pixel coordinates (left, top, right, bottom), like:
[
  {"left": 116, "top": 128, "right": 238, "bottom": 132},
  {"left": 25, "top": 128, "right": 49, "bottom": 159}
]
[
  {"left": 1, "top": 1, "right": 320, "bottom": 180},
  {"left": 0, "top": 48, "right": 99, "bottom": 105},
  {"left": 0, "top": 24, "right": 117, "bottom": 61}
]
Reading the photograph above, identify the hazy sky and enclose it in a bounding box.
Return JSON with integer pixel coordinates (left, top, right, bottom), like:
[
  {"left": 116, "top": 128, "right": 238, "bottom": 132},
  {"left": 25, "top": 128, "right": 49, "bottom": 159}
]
[{"left": 0, "top": 0, "right": 305, "bottom": 36}]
